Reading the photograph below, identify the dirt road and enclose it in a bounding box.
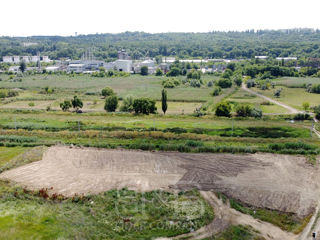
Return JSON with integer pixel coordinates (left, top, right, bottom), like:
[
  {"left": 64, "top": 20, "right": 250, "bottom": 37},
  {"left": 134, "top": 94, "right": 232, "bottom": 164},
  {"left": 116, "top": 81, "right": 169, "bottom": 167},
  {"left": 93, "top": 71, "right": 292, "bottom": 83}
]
[
  {"left": 242, "top": 82, "right": 302, "bottom": 114},
  {"left": 158, "top": 191, "right": 297, "bottom": 240}
]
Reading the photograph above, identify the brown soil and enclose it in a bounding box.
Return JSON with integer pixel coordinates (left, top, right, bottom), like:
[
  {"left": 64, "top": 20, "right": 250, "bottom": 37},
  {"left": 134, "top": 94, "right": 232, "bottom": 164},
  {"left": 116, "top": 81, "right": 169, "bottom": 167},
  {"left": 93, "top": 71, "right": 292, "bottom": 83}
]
[{"left": 1, "top": 145, "right": 320, "bottom": 219}]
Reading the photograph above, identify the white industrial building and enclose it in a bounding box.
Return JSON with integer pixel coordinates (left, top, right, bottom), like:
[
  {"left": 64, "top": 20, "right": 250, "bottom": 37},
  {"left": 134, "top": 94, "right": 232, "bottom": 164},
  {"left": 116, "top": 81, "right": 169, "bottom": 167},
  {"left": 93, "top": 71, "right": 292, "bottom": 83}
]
[
  {"left": 22, "top": 56, "right": 30, "bottom": 63},
  {"left": 31, "top": 56, "right": 40, "bottom": 62},
  {"left": 68, "top": 63, "right": 85, "bottom": 73},
  {"left": 113, "top": 60, "right": 132, "bottom": 72},
  {"left": 42, "top": 56, "right": 50, "bottom": 62},
  {"left": 276, "top": 57, "right": 297, "bottom": 61},
  {"left": 3, "top": 56, "right": 13, "bottom": 63},
  {"left": 13, "top": 56, "right": 21, "bottom": 63}
]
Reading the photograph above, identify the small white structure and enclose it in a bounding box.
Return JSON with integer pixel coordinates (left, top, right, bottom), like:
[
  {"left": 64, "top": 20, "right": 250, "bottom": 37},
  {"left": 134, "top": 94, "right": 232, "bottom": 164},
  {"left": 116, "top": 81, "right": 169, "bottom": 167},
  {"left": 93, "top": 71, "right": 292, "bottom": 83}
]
[
  {"left": 13, "top": 56, "right": 21, "bottom": 63},
  {"left": 114, "top": 60, "right": 132, "bottom": 72},
  {"left": 68, "top": 63, "right": 85, "bottom": 73},
  {"left": 276, "top": 57, "right": 297, "bottom": 61},
  {"left": 31, "top": 56, "right": 40, "bottom": 62},
  {"left": 45, "top": 66, "right": 60, "bottom": 72},
  {"left": 255, "top": 56, "right": 268, "bottom": 60},
  {"left": 8, "top": 66, "right": 19, "bottom": 73},
  {"left": 22, "top": 56, "right": 30, "bottom": 63},
  {"left": 3, "top": 56, "right": 13, "bottom": 63},
  {"left": 42, "top": 56, "right": 50, "bottom": 63}
]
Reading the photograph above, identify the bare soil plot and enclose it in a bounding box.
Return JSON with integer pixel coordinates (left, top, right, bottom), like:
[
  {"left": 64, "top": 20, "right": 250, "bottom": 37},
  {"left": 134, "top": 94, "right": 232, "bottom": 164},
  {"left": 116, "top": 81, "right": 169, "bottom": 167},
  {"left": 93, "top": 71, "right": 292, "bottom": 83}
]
[{"left": 1, "top": 146, "right": 320, "bottom": 219}]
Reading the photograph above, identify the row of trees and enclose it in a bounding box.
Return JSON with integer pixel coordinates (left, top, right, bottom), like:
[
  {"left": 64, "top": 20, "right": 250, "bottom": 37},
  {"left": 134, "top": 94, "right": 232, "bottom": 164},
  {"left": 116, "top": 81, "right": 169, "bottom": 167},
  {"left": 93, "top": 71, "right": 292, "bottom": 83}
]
[
  {"left": 2, "top": 30, "right": 320, "bottom": 61},
  {"left": 60, "top": 87, "right": 168, "bottom": 115}
]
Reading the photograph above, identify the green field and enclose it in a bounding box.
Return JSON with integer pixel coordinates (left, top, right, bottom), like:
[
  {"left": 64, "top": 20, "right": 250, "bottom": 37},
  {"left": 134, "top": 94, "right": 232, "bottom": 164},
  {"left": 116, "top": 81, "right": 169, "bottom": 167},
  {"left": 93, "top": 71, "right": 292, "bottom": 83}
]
[
  {"left": 250, "top": 86, "right": 320, "bottom": 110},
  {"left": 227, "top": 88, "right": 288, "bottom": 114},
  {"left": 275, "top": 77, "right": 320, "bottom": 88}
]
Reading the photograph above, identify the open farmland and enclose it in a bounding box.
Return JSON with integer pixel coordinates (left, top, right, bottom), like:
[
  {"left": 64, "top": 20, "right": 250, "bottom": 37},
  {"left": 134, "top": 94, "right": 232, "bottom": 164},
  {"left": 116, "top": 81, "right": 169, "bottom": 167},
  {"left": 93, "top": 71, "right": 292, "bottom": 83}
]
[{"left": 249, "top": 85, "right": 320, "bottom": 110}]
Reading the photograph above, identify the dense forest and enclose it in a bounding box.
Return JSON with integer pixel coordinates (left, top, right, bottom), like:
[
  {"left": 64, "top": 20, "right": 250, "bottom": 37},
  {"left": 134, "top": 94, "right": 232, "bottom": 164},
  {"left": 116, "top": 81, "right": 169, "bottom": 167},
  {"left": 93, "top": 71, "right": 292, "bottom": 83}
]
[{"left": 1, "top": 29, "right": 320, "bottom": 61}]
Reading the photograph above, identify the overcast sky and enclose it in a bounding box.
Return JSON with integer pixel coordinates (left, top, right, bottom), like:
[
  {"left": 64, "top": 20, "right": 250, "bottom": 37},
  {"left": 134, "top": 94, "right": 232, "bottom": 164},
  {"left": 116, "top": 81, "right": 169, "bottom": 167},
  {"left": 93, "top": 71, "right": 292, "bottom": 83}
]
[{"left": 1, "top": 0, "right": 319, "bottom": 36}]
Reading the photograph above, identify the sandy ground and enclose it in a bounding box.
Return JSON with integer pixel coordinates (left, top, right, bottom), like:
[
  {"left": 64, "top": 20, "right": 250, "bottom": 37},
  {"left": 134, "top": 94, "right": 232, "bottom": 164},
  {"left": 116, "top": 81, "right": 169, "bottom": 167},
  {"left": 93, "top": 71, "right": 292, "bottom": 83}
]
[{"left": 1, "top": 145, "right": 320, "bottom": 220}]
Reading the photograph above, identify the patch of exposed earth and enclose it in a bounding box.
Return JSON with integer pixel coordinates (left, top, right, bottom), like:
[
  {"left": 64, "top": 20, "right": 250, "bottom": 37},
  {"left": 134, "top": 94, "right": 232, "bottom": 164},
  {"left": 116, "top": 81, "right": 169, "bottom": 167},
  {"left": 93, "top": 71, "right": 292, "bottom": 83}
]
[{"left": 1, "top": 145, "right": 320, "bottom": 219}]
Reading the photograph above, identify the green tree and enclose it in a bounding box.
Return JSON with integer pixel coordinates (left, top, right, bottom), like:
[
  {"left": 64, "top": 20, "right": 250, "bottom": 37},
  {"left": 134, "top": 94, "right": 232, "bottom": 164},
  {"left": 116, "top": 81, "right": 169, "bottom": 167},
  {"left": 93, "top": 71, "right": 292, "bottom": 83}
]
[
  {"left": 101, "top": 87, "right": 115, "bottom": 97},
  {"left": 133, "top": 98, "right": 157, "bottom": 114},
  {"left": 19, "top": 61, "right": 26, "bottom": 73},
  {"left": 235, "top": 104, "right": 253, "bottom": 117},
  {"left": 155, "top": 68, "right": 163, "bottom": 76},
  {"left": 215, "top": 101, "right": 232, "bottom": 117},
  {"left": 217, "top": 78, "right": 232, "bottom": 88},
  {"left": 60, "top": 100, "right": 72, "bottom": 112},
  {"left": 302, "top": 102, "right": 310, "bottom": 112},
  {"left": 233, "top": 75, "right": 242, "bottom": 87},
  {"left": 120, "top": 95, "right": 134, "bottom": 112},
  {"left": 140, "top": 66, "right": 148, "bottom": 76},
  {"left": 166, "top": 67, "right": 180, "bottom": 77},
  {"left": 104, "top": 95, "right": 118, "bottom": 112},
  {"left": 161, "top": 89, "right": 167, "bottom": 114},
  {"left": 71, "top": 96, "right": 83, "bottom": 111}
]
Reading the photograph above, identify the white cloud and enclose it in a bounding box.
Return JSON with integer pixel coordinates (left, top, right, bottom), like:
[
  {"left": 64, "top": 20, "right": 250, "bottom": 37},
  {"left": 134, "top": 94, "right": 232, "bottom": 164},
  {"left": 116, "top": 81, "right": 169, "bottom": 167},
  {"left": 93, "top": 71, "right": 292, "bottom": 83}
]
[{"left": 0, "top": 0, "right": 319, "bottom": 36}]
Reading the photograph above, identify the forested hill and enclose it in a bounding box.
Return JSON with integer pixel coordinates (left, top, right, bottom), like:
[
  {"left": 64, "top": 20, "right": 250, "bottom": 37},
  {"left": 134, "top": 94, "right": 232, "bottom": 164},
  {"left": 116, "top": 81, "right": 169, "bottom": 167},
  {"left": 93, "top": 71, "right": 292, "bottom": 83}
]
[{"left": 1, "top": 29, "right": 320, "bottom": 60}]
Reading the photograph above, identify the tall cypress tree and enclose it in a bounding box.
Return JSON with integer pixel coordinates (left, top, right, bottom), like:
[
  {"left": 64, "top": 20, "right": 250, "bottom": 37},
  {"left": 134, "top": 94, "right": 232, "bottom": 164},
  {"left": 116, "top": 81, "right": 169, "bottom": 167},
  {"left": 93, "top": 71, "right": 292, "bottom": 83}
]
[{"left": 161, "top": 89, "right": 167, "bottom": 114}]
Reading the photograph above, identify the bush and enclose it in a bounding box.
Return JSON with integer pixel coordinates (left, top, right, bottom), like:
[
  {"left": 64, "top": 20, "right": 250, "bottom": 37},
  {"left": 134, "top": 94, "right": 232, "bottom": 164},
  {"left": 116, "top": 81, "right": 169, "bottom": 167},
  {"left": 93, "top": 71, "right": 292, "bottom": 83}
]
[
  {"left": 0, "top": 89, "right": 8, "bottom": 98},
  {"left": 162, "top": 78, "right": 181, "bottom": 88},
  {"left": 60, "top": 100, "right": 72, "bottom": 111},
  {"left": 250, "top": 108, "right": 263, "bottom": 118},
  {"left": 133, "top": 97, "right": 157, "bottom": 114},
  {"left": 120, "top": 95, "right": 134, "bottom": 112},
  {"left": 293, "top": 113, "right": 311, "bottom": 121},
  {"left": 217, "top": 78, "right": 232, "bottom": 88},
  {"left": 311, "top": 84, "right": 320, "bottom": 94},
  {"left": 215, "top": 101, "right": 232, "bottom": 117},
  {"left": 211, "top": 87, "right": 222, "bottom": 96},
  {"left": 166, "top": 67, "right": 180, "bottom": 77},
  {"left": 190, "top": 79, "right": 201, "bottom": 88},
  {"left": 187, "top": 69, "right": 201, "bottom": 80},
  {"left": 140, "top": 66, "right": 148, "bottom": 75},
  {"left": 246, "top": 79, "right": 256, "bottom": 88},
  {"left": 101, "top": 87, "right": 115, "bottom": 97},
  {"left": 155, "top": 68, "right": 163, "bottom": 76},
  {"left": 104, "top": 95, "right": 118, "bottom": 112},
  {"left": 207, "top": 80, "right": 213, "bottom": 87},
  {"left": 233, "top": 75, "right": 242, "bottom": 86},
  {"left": 235, "top": 104, "right": 253, "bottom": 117}
]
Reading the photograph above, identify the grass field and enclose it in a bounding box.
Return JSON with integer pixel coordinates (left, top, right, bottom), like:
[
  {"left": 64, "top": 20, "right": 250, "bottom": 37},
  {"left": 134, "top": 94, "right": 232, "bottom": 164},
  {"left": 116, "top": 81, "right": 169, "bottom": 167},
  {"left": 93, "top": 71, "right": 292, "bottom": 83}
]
[
  {"left": 0, "top": 74, "right": 219, "bottom": 102},
  {"left": 227, "top": 88, "right": 288, "bottom": 114},
  {"left": 251, "top": 86, "right": 320, "bottom": 110},
  {"left": 275, "top": 77, "right": 320, "bottom": 88}
]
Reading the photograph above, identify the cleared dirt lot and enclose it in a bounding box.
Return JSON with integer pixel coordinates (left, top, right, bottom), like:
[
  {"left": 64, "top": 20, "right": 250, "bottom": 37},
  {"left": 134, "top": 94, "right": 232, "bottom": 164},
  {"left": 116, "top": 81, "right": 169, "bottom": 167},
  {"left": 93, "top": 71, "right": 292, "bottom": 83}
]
[{"left": 1, "top": 145, "right": 320, "bottom": 218}]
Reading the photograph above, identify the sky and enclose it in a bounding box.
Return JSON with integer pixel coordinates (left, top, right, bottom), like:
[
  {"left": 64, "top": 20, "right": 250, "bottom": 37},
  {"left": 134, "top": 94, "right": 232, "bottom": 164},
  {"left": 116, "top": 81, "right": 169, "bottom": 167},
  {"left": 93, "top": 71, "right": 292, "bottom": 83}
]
[{"left": 1, "top": 0, "right": 320, "bottom": 36}]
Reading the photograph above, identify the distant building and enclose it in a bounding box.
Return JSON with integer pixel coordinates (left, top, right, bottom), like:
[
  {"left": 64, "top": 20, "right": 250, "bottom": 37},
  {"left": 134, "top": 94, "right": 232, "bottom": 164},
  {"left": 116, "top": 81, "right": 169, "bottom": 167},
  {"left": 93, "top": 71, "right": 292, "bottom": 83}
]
[
  {"left": 45, "top": 66, "right": 60, "bottom": 72},
  {"left": 22, "top": 56, "right": 30, "bottom": 63},
  {"left": 276, "top": 57, "right": 297, "bottom": 61},
  {"left": 42, "top": 56, "right": 50, "bottom": 63},
  {"left": 8, "top": 66, "right": 19, "bottom": 73},
  {"left": 114, "top": 60, "right": 132, "bottom": 72},
  {"left": 13, "top": 56, "right": 21, "bottom": 64},
  {"left": 67, "top": 60, "right": 105, "bottom": 73},
  {"left": 118, "top": 50, "right": 131, "bottom": 60},
  {"left": 3, "top": 56, "right": 13, "bottom": 63},
  {"left": 68, "top": 63, "right": 85, "bottom": 73},
  {"left": 159, "top": 63, "right": 171, "bottom": 73},
  {"left": 255, "top": 56, "right": 268, "bottom": 60},
  {"left": 31, "top": 56, "right": 40, "bottom": 62}
]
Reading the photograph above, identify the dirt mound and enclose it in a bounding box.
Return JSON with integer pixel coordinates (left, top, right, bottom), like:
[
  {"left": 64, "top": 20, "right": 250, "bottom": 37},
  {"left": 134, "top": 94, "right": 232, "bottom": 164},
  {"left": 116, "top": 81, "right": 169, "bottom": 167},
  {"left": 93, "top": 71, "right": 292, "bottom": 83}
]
[{"left": 1, "top": 146, "right": 320, "bottom": 218}]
